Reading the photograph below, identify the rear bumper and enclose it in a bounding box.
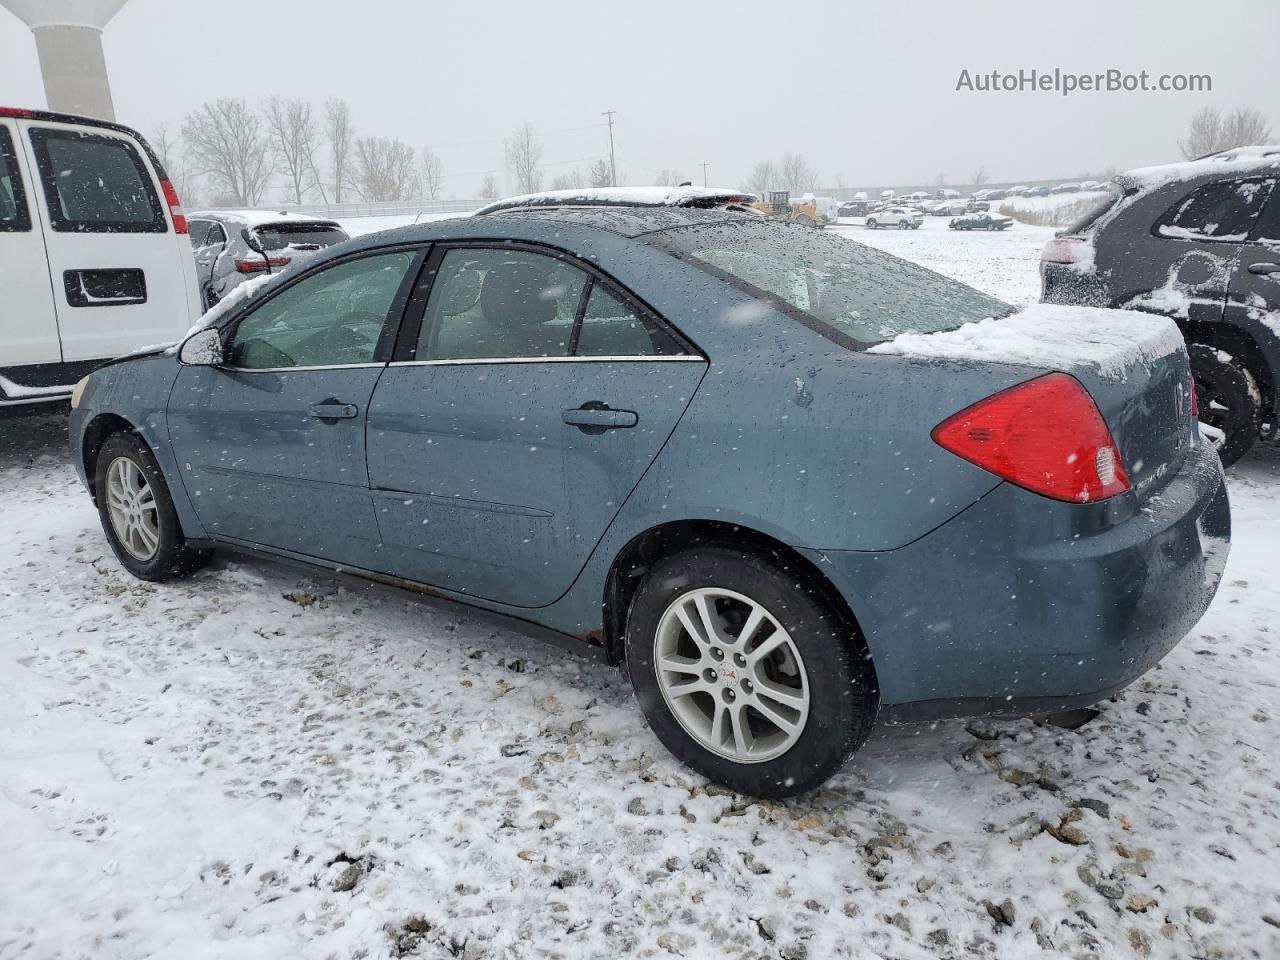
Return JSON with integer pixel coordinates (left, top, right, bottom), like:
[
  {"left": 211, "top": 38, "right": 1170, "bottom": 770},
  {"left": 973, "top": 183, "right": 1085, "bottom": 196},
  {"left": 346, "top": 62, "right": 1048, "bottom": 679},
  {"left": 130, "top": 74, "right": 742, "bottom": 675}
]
[
  {"left": 1040, "top": 261, "right": 1108, "bottom": 307},
  {"left": 805, "top": 440, "right": 1230, "bottom": 716}
]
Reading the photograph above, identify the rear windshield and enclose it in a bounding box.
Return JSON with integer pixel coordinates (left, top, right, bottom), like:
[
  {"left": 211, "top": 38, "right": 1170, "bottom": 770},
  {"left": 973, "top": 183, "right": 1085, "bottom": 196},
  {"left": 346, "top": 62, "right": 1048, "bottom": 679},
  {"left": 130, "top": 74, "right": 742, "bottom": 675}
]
[
  {"left": 254, "top": 223, "right": 349, "bottom": 250},
  {"left": 1063, "top": 182, "right": 1125, "bottom": 235},
  {"left": 655, "top": 220, "right": 1012, "bottom": 347}
]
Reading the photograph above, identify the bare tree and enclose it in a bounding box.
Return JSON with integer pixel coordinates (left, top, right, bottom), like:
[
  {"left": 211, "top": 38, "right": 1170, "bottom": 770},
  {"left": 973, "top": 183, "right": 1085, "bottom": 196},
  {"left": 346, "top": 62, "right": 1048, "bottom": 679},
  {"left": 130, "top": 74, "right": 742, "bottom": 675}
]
[
  {"left": 351, "top": 136, "right": 419, "bottom": 202},
  {"left": 744, "top": 160, "right": 776, "bottom": 198},
  {"left": 478, "top": 173, "right": 500, "bottom": 199},
  {"left": 1180, "top": 106, "right": 1274, "bottom": 159},
  {"left": 420, "top": 146, "right": 444, "bottom": 199},
  {"left": 588, "top": 159, "right": 612, "bottom": 188},
  {"left": 325, "top": 98, "right": 355, "bottom": 203},
  {"left": 151, "top": 121, "right": 192, "bottom": 201},
  {"left": 182, "top": 99, "right": 272, "bottom": 206},
  {"left": 655, "top": 168, "right": 685, "bottom": 186},
  {"left": 549, "top": 169, "right": 586, "bottom": 191},
  {"left": 970, "top": 165, "right": 991, "bottom": 187},
  {"left": 504, "top": 122, "right": 543, "bottom": 194},
  {"left": 780, "top": 153, "right": 818, "bottom": 192},
  {"left": 934, "top": 172, "right": 948, "bottom": 187},
  {"left": 265, "top": 97, "right": 322, "bottom": 204}
]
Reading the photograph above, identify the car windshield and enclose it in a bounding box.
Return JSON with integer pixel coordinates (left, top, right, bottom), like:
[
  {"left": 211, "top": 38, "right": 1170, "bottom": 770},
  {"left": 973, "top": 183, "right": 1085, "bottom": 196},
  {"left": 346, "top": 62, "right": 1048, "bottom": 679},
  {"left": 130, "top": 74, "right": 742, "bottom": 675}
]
[
  {"left": 253, "top": 223, "right": 349, "bottom": 250},
  {"left": 656, "top": 220, "right": 1013, "bottom": 347}
]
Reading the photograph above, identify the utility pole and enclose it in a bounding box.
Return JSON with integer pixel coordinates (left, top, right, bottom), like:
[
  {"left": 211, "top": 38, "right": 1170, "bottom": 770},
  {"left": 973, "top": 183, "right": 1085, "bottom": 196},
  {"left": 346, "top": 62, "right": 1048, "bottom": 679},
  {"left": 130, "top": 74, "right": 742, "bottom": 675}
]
[
  {"left": 602, "top": 109, "right": 617, "bottom": 186},
  {"left": 700, "top": 161, "right": 710, "bottom": 186}
]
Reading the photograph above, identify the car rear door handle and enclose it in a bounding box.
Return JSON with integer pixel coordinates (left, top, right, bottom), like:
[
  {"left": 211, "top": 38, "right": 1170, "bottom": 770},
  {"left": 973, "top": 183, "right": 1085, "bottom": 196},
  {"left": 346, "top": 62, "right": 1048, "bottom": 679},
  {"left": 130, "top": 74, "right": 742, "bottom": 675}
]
[
  {"left": 1247, "top": 262, "right": 1280, "bottom": 275},
  {"left": 310, "top": 400, "right": 359, "bottom": 421},
  {"left": 562, "top": 402, "right": 638, "bottom": 433}
]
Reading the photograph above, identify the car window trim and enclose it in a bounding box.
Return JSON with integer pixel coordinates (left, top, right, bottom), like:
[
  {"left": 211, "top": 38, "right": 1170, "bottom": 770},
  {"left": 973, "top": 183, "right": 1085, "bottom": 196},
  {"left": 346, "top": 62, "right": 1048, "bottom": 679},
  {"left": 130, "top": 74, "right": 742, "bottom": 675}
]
[
  {"left": 1151, "top": 176, "right": 1277, "bottom": 245},
  {"left": 390, "top": 238, "right": 702, "bottom": 363},
  {"left": 214, "top": 243, "right": 430, "bottom": 372},
  {"left": 0, "top": 125, "right": 32, "bottom": 233},
  {"left": 28, "top": 125, "right": 167, "bottom": 234}
]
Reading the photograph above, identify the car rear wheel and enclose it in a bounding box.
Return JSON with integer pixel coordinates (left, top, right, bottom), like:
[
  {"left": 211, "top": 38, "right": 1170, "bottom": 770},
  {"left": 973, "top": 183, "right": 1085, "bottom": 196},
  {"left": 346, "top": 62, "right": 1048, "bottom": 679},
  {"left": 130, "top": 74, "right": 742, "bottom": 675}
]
[
  {"left": 1189, "top": 343, "right": 1261, "bottom": 467},
  {"left": 898, "top": 220, "right": 910, "bottom": 229},
  {"left": 865, "top": 218, "right": 877, "bottom": 229},
  {"left": 95, "top": 432, "right": 212, "bottom": 581},
  {"left": 625, "top": 546, "right": 878, "bottom": 798}
]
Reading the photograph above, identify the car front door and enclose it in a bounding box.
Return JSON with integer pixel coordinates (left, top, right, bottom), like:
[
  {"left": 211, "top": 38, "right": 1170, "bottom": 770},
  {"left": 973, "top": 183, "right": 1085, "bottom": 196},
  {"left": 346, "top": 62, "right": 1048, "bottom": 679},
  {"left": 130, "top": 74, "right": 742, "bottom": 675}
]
[
  {"left": 167, "top": 247, "right": 424, "bottom": 565},
  {"left": 366, "top": 243, "right": 707, "bottom": 608}
]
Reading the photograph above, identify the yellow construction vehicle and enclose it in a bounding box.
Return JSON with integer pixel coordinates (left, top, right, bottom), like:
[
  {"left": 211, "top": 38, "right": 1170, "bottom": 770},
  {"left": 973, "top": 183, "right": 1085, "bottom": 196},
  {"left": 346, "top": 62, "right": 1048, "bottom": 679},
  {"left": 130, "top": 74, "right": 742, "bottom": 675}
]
[{"left": 752, "top": 190, "right": 823, "bottom": 227}]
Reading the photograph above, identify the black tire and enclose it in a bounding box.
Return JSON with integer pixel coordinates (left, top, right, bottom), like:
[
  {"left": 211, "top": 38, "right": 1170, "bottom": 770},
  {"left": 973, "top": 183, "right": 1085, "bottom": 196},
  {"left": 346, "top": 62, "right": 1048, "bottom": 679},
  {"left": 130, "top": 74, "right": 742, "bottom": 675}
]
[
  {"left": 1188, "top": 343, "right": 1261, "bottom": 467},
  {"left": 865, "top": 218, "right": 877, "bottom": 229},
  {"left": 201, "top": 284, "right": 219, "bottom": 313},
  {"left": 625, "top": 545, "right": 878, "bottom": 798},
  {"left": 94, "top": 431, "right": 212, "bottom": 581}
]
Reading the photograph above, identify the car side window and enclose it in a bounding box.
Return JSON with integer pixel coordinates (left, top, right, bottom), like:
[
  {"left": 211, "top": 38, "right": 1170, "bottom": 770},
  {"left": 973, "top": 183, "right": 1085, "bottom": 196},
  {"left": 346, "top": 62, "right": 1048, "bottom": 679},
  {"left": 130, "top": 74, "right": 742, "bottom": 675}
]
[
  {"left": 1249, "top": 191, "right": 1280, "bottom": 245},
  {"left": 187, "top": 219, "right": 211, "bottom": 247},
  {"left": 0, "top": 126, "right": 31, "bottom": 233},
  {"left": 207, "top": 222, "right": 226, "bottom": 245},
  {"left": 1156, "top": 179, "right": 1275, "bottom": 242},
  {"left": 417, "top": 248, "right": 586, "bottom": 361},
  {"left": 227, "top": 251, "right": 416, "bottom": 370},
  {"left": 28, "top": 128, "right": 166, "bottom": 233},
  {"left": 575, "top": 283, "right": 679, "bottom": 357}
]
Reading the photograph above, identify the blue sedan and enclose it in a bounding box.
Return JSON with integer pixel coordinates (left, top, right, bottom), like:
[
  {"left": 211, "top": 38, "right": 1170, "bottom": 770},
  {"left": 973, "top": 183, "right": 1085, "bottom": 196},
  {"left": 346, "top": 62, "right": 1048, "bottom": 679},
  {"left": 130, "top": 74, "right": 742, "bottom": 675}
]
[{"left": 69, "top": 195, "right": 1229, "bottom": 797}]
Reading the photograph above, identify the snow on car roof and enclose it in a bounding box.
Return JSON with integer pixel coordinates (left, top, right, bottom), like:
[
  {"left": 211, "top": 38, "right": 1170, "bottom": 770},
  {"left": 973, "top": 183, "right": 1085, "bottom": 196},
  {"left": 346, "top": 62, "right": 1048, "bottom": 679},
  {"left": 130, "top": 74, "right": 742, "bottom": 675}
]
[
  {"left": 189, "top": 209, "right": 342, "bottom": 227},
  {"left": 475, "top": 186, "right": 756, "bottom": 216},
  {"left": 1121, "top": 144, "right": 1280, "bottom": 187}
]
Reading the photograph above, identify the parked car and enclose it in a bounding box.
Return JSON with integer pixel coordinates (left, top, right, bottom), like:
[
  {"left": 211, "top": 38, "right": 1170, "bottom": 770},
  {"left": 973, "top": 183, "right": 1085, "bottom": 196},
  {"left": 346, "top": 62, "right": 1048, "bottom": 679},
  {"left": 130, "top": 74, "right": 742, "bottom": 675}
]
[
  {"left": 930, "top": 199, "right": 969, "bottom": 216},
  {"left": 1025, "top": 186, "right": 1051, "bottom": 198},
  {"left": 69, "top": 195, "right": 1228, "bottom": 797},
  {"left": 950, "top": 211, "right": 1014, "bottom": 231},
  {"left": 188, "top": 210, "right": 350, "bottom": 310},
  {"left": 1042, "top": 145, "right": 1280, "bottom": 465},
  {"left": 838, "top": 199, "right": 870, "bottom": 217},
  {"left": 0, "top": 106, "right": 199, "bottom": 411},
  {"left": 1051, "top": 182, "right": 1083, "bottom": 194},
  {"left": 866, "top": 206, "right": 923, "bottom": 229},
  {"left": 982, "top": 189, "right": 1010, "bottom": 202},
  {"left": 965, "top": 199, "right": 991, "bottom": 212},
  {"left": 1006, "top": 185, "right": 1029, "bottom": 196}
]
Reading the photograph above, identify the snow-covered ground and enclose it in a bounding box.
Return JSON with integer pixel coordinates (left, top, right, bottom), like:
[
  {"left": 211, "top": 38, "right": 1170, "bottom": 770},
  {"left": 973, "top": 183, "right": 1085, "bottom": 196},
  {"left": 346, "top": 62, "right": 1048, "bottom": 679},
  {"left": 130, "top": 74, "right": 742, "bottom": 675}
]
[{"left": 2, "top": 224, "right": 1279, "bottom": 960}]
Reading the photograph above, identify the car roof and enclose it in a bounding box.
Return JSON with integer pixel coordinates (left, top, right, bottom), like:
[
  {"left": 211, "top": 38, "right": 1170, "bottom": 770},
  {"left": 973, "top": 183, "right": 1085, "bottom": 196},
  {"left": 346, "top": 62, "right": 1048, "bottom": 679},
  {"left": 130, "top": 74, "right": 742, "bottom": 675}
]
[
  {"left": 189, "top": 209, "right": 342, "bottom": 228},
  {"left": 1120, "top": 144, "right": 1280, "bottom": 188},
  {"left": 475, "top": 185, "right": 757, "bottom": 216}
]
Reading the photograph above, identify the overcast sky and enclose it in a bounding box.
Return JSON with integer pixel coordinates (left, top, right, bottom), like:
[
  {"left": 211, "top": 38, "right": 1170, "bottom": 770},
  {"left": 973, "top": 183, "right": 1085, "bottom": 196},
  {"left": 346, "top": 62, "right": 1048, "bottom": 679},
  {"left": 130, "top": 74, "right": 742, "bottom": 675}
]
[{"left": 2, "top": 0, "right": 1277, "bottom": 197}]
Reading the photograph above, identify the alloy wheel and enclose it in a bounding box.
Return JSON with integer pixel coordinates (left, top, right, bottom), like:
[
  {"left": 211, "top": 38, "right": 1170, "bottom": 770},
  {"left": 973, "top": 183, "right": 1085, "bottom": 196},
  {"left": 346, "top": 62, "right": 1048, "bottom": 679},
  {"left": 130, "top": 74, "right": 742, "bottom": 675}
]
[
  {"left": 105, "top": 456, "right": 160, "bottom": 561},
  {"left": 653, "top": 587, "right": 810, "bottom": 763}
]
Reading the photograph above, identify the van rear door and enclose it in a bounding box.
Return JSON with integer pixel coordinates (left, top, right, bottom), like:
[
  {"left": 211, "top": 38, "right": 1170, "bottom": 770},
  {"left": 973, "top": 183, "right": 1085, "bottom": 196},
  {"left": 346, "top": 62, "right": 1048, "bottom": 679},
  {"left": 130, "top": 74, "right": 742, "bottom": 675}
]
[
  {"left": 19, "top": 118, "right": 198, "bottom": 362},
  {"left": 0, "top": 117, "right": 60, "bottom": 368}
]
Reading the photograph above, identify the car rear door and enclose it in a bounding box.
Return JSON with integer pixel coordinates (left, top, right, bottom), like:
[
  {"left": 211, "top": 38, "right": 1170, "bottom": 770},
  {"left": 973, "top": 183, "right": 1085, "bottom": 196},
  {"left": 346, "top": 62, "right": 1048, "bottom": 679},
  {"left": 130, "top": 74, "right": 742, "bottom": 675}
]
[
  {"left": 19, "top": 118, "right": 198, "bottom": 362},
  {"left": 0, "top": 118, "right": 60, "bottom": 370},
  {"left": 167, "top": 247, "right": 425, "bottom": 566},
  {"left": 365, "top": 243, "right": 707, "bottom": 608},
  {"left": 1225, "top": 181, "right": 1280, "bottom": 383}
]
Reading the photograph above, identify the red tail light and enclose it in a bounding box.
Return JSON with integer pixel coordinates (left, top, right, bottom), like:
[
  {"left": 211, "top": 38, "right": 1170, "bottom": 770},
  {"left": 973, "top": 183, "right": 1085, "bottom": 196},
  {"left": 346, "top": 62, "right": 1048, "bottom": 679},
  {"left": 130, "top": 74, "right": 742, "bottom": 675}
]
[
  {"left": 234, "top": 257, "right": 291, "bottom": 274},
  {"left": 0, "top": 106, "right": 35, "bottom": 118},
  {"left": 1188, "top": 370, "right": 1199, "bottom": 417},
  {"left": 1042, "top": 236, "right": 1085, "bottom": 264},
  {"left": 160, "top": 179, "right": 187, "bottom": 234},
  {"left": 933, "top": 373, "right": 1130, "bottom": 503}
]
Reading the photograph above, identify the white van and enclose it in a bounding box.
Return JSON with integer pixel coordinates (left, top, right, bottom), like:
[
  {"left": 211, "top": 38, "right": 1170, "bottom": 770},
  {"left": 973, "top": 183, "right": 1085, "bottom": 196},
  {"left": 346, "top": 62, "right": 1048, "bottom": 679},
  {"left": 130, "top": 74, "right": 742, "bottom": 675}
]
[{"left": 0, "top": 107, "right": 200, "bottom": 409}]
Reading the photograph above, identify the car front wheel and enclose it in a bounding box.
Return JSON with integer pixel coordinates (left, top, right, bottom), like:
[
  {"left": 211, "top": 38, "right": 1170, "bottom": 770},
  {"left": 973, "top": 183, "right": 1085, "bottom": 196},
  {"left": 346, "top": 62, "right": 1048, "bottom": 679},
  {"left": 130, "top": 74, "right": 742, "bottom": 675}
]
[
  {"left": 95, "top": 431, "right": 212, "bottom": 581},
  {"left": 625, "top": 546, "right": 878, "bottom": 798},
  {"left": 865, "top": 218, "right": 877, "bottom": 229}
]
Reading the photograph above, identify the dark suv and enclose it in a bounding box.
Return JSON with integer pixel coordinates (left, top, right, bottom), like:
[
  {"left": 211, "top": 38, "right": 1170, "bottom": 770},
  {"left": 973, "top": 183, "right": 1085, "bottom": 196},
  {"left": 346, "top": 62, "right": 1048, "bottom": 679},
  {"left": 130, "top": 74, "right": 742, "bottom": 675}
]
[{"left": 1041, "top": 146, "right": 1280, "bottom": 465}]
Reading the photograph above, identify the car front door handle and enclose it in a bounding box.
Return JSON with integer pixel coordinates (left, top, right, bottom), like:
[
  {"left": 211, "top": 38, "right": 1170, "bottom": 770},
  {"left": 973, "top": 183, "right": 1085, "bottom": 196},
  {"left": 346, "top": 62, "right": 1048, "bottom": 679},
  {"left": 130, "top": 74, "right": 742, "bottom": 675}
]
[
  {"left": 1247, "top": 261, "right": 1280, "bottom": 276},
  {"left": 562, "top": 402, "right": 639, "bottom": 433},
  {"left": 310, "top": 400, "right": 359, "bottom": 421}
]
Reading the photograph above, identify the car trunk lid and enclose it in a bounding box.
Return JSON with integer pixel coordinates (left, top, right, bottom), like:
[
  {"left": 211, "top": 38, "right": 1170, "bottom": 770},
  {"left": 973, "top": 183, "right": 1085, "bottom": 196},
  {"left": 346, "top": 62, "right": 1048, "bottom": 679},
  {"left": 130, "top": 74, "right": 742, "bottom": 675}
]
[{"left": 869, "top": 303, "right": 1196, "bottom": 503}]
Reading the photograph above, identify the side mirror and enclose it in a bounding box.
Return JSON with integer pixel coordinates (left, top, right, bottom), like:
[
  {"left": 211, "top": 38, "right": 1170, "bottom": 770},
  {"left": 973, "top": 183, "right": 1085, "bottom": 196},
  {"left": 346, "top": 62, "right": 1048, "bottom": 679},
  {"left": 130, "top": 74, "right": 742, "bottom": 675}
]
[
  {"left": 179, "top": 327, "right": 224, "bottom": 366},
  {"left": 241, "top": 228, "right": 264, "bottom": 254}
]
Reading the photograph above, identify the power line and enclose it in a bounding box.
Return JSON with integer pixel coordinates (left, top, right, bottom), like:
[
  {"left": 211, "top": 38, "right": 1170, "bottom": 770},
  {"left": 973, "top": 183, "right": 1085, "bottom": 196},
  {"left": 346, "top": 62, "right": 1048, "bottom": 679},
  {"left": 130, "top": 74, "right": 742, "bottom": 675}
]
[{"left": 602, "top": 109, "right": 617, "bottom": 187}]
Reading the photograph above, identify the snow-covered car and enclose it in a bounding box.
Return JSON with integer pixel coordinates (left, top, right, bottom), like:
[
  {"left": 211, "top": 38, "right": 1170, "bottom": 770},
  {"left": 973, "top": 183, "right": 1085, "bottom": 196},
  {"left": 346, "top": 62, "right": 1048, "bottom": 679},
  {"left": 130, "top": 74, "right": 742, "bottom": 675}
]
[
  {"left": 929, "top": 199, "right": 969, "bottom": 216},
  {"left": 187, "top": 210, "right": 351, "bottom": 311},
  {"left": 950, "top": 211, "right": 1013, "bottom": 231},
  {"left": 866, "top": 206, "right": 923, "bottom": 229},
  {"left": 0, "top": 106, "right": 200, "bottom": 410},
  {"left": 1042, "top": 145, "right": 1280, "bottom": 465},
  {"left": 68, "top": 200, "right": 1230, "bottom": 798},
  {"left": 838, "top": 199, "right": 870, "bottom": 217},
  {"left": 1051, "top": 182, "right": 1083, "bottom": 194}
]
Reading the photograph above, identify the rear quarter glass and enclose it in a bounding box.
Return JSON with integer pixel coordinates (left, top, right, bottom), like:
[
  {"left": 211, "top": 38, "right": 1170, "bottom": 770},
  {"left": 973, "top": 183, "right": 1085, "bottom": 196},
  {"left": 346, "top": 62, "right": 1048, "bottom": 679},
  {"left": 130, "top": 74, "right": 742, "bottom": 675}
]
[{"left": 651, "top": 219, "right": 1012, "bottom": 348}]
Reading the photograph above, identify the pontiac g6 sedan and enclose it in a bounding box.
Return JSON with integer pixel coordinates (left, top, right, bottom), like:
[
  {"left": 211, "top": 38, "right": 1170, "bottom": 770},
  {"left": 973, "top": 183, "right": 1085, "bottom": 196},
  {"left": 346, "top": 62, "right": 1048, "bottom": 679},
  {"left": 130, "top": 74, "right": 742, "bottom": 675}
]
[{"left": 69, "top": 189, "right": 1230, "bottom": 797}]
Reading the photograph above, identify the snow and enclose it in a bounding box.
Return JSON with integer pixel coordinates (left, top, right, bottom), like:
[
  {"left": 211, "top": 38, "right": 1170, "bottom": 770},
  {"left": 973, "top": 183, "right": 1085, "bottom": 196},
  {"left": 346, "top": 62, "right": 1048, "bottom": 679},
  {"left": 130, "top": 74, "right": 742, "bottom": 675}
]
[
  {"left": 475, "top": 186, "right": 755, "bottom": 215},
  {"left": 0, "top": 373, "right": 75, "bottom": 399},
  {"left": 192, "top": 208, "right": 343, "bottom": 228},
  {"left": 3, "top": 226, "right": 1280, "bottom": 960},
  {"left": 1122, "top": 144, "right": 1280, "bottom": 187},
  {"left": 869, "top": 303, "right": 1184, "bottom": 380},
  {"left": 184, "top": 272, "right": 278, "bottom": 336}
]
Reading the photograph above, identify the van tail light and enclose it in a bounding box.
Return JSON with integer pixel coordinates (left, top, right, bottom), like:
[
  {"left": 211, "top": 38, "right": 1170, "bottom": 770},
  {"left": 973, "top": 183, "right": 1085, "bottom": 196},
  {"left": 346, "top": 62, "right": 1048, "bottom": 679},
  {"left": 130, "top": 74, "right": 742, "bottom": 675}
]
[
  {"left": 234, "top": 257, "right": 291, "bottom": 274},
  {"left": 932, "top": 373, "right": 1130, "bottom": 503},
  {"left": 1042, "top": 236, "right": 1086, "bottom": 264},
  {"left": 159, "top": 179, "right": 187, "bottom": 234},
  {"left": 0, "top": 106, "right": 35, "bottom": 118}
]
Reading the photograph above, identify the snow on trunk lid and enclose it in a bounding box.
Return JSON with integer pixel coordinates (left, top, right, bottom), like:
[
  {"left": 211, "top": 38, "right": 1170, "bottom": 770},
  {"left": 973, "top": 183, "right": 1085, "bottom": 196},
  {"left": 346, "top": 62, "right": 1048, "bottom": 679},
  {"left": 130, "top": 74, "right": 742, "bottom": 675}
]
[{"left": 871, "top": 304, "right": 1196, "bottom": 501}]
